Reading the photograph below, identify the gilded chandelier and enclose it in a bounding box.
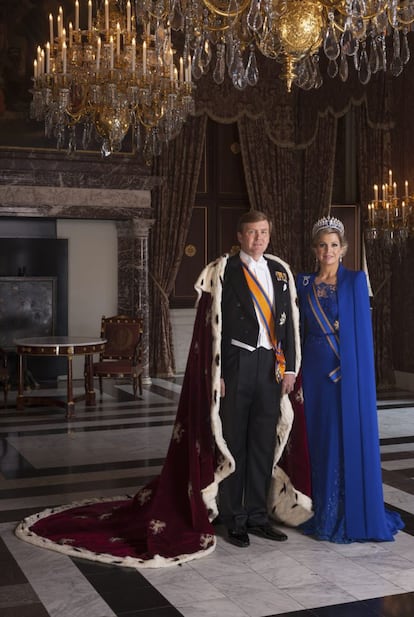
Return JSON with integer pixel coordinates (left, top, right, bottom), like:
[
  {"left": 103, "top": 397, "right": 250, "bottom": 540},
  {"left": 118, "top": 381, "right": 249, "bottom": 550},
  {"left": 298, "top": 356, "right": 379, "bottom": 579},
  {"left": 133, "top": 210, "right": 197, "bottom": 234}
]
[
  {"left": 30, "top": 1, "right": 195, "bottom": 160},
  {"left": 366, "top": 170, "right": 414, "bottom": 248},
  {"left": 175, "top": 0, "right": 414, "bottom": 91},
  {"left": 31, "top": 1, "right": 414, "bottom": 158}
]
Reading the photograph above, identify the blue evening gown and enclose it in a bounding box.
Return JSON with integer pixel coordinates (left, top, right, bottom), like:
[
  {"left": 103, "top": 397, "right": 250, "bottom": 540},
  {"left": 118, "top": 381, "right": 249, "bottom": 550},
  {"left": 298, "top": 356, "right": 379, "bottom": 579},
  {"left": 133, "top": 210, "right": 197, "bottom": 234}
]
[{"left": 297, "top": 274, "right": 403, "bottom": 543}]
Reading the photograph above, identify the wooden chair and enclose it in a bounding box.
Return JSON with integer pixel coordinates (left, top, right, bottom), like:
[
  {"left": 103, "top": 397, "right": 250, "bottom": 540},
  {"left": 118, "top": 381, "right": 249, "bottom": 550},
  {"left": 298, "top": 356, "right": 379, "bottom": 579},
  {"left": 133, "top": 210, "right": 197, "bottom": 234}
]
[
  {"left": 0, "top": 347, "right": 10, "bottom": 408},
  {"left": 93, "top": 315, "right": 143, "bottom": 398}
]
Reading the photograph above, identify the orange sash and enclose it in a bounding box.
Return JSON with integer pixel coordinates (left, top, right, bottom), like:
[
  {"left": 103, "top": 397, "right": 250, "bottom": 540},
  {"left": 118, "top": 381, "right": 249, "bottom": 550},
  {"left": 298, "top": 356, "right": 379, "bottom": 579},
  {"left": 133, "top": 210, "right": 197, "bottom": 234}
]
[{"left": 241, "top": 261, "right": 286, "bottom": 383}]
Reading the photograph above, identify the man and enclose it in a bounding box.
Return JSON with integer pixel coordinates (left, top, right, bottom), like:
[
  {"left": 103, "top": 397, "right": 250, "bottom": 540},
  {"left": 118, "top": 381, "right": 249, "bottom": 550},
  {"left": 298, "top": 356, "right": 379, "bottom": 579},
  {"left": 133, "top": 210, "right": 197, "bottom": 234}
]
[
  {"left": 15, "top": 210, "right": 310, "bottom": 568},
  {"left": 218, "top": 210, "right": 298, "bottom": 547}
]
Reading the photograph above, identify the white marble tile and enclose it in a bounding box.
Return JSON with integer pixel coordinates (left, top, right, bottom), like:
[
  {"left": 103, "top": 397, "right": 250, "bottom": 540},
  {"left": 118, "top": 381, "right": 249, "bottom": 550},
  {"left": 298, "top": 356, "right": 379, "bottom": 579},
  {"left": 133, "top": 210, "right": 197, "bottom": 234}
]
[
  {"left": 277, "top": 581, "right": 356, "bottom": 609},
  {"left": 0, "top": 485, "right": 144, "bottom": 512},
  {"left": 6, "top": 425, "right": 172, "bottom": 467},
  {"left": 142, "top": 566, "right": 226, "bottom": 605},
  {"left": 187, "top": 549, "right": 253, "bottom": 580},
  {"left": 326, "top": 540, "right": 389, "bottom": 558},
  {"left": 193, "top": 569, "right": 304, "bottom": 616},
  {"left": 178, "top": 597, "right": 250, "bottom": 617},
  {"left": 255, "top": 562, "right": 325, "bottom": 590},
  {"left": 351, "top": 551, "right": 414, "bottom": 576},
  {"left": 383, "top": 486, "right": 414, "bottom": 513},
  {"left": 379, "top": 567, "right": 414, "bottom": 590},
  {"left": 228, "top": 588, "right": 304, "bottom": 617},
  {"left": 1, "top": 524, "right": 117, "bottom": 617},
  {"left": 306, "top": 557, "right": 405, "bottom": 599},
  {"left": 150, "top": 378, "right": 183, "bottom": 393},
  {"left": 382, "top": 459, "right": 414, "bottom": 470},
  {"left": 381, "top": 443, "right": 414, "bottom": 454},
  {"left": 378, "top": 409, "right": 414, "bottom": 438},
  {"left": 386, "top": 531, "right": 414, "bottom": 559},
  {"left": 336, "top": 578, "right": 405, "bottom": 601}
]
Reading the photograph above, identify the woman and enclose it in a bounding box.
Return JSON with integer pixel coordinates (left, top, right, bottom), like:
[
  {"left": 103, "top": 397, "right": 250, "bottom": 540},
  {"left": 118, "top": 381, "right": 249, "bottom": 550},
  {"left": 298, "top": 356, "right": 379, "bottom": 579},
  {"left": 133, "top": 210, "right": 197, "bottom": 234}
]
[{"left": 296, "top": 216, "right": 403, "bottom": 543}]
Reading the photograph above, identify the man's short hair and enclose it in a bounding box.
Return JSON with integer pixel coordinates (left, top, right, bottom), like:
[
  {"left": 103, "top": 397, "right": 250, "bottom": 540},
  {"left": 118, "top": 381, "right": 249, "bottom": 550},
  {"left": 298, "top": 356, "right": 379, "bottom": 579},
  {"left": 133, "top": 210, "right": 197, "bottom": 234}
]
[{"left": 237, "top": 210, "right": 272, "bottom": 233}]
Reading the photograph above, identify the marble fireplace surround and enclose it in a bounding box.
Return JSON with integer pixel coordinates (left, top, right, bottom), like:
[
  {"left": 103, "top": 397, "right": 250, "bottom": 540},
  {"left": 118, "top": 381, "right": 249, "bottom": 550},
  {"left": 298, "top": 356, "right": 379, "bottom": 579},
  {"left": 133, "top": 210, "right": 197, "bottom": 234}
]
[{"left": 0, "top": 150, "right": 163, "bottom": 380}]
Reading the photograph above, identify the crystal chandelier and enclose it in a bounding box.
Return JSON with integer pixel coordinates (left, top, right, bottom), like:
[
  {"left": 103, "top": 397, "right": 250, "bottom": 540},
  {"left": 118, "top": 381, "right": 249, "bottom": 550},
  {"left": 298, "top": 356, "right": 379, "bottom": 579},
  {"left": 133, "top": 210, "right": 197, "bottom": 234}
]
[
  {"left": 31, "top": 1, "right": 414, "bottom": 159},
  {"left": 30, "top": 1, "right": 195, "bottom": 161},
  {"left": 365, "top": 170, "right": 414, "bottom": 248},
  {"left": 175, "top": 0, "right": 413, "bottom": 92}
]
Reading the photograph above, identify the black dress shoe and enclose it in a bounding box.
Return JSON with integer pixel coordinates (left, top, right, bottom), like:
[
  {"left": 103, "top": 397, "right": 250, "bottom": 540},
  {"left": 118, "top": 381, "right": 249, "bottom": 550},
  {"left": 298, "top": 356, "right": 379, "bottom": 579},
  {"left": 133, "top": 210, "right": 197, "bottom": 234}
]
[
  {"left": 247, "top": 524, "right": 288, "bottom": 542},
  {"left": 227, "top": 529, "right": 250, "bottom": 548}
]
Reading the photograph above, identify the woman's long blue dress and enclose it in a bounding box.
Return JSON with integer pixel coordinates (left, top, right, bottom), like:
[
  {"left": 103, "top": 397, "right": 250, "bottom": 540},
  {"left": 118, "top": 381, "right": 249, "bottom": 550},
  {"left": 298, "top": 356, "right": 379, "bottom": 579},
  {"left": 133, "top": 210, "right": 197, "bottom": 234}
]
[{"left": 297, "top": 268, "right": 403, "bottom": 543}]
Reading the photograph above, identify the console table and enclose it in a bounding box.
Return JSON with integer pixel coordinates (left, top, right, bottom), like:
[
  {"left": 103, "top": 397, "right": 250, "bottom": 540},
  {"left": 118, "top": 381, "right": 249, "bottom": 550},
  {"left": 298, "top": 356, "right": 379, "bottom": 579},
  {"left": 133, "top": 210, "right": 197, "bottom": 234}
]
[{"left": 15, "top": 336, "right": 106, "bottom": 418}]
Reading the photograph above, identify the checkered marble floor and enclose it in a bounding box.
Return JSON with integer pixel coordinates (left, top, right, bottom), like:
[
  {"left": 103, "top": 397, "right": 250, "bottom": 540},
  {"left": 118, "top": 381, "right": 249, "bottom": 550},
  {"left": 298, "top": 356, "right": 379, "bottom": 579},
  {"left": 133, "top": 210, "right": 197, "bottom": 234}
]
[{"left": 1, "top": 378, "right": 414, "bottom": 617}]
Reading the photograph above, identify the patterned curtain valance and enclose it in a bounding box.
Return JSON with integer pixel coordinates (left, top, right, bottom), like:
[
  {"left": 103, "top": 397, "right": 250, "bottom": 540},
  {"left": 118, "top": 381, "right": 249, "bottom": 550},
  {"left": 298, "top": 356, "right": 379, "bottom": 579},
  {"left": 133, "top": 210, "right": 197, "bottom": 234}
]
[{"left": 195, "top": 53, "right": 395, "bottom": 148}]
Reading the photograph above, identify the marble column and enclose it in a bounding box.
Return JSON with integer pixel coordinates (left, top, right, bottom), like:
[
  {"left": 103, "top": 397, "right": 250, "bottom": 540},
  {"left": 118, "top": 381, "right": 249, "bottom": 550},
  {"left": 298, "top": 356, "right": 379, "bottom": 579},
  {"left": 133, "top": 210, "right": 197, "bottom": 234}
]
[{"left": 116, "top": 218, "right": 154, "bottom": 381}]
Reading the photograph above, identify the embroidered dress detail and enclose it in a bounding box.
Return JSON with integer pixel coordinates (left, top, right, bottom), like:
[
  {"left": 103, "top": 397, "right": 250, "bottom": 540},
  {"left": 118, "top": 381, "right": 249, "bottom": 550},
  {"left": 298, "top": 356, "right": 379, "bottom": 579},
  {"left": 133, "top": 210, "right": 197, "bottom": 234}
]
[
  {"left": 307, "top": 283, "right": 341, "bottom": 383},
  {"left": 241, "top": 260, "right": 286, "bottom": 383}
]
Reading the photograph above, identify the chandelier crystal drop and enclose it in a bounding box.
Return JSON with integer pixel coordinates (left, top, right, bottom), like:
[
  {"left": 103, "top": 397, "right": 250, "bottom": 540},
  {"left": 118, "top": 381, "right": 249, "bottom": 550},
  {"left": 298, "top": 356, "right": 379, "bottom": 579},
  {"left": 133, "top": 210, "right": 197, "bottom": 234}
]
[
  {"left": 175, "top": 0, "right": 414, "bottom": 91},
  {"left": 31, "top": 1, "right": 414, "bottom": 159},
  {"left": 30, "top": 1, "right": 195, "bottom": 161}
]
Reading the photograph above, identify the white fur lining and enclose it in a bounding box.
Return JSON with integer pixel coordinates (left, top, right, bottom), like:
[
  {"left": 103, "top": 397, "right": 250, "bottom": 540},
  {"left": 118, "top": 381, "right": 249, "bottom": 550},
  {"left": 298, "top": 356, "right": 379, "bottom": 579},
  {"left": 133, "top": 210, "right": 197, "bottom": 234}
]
[
  {"left": 15, "top": 253, "right": 311, "bottom": 569},
  {"left": 196, "top": 254, "right": 313, "bottom": 526},
  {"left": 15, "top": 496, "right": 217, "bottom": 569}
]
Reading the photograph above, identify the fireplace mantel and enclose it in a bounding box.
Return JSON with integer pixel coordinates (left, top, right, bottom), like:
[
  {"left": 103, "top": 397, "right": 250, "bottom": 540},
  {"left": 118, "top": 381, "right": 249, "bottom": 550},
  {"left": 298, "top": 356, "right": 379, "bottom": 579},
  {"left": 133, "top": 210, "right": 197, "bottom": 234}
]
[{"left": 0, "top": 148, "right": 162, "bottom": 381}]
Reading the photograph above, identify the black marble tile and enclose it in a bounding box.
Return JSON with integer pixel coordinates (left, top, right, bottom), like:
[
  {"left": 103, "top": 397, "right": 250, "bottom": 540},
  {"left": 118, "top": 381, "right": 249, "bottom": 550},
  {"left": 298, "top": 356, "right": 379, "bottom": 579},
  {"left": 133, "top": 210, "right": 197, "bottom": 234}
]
[
  {"left": 308, "top": 598, "right": 381, "bottom": 616},
  {"left": 0, "top": 507, "right": 42, "bottom": 524},
  {"left": 147, "top": 384, "right": 181, "bottom": 402},
  {"left": 1, "top": 605, "right": 50, "bottom": 617},
  {"left": 266, "top": 609, "right": 315, "bottom": 617},
  {"left": 118, "top": 607, "right": 184, "bottom": 617},
  {"left": 0, "top": 539, "right": 49, "bottom": 617},
  {"left": 0, "top": 537, "right": 28, "bottom": 586},
  {"left": 0, "top": 417, "right": 174, "bottom": 439},
  {"left": 364, "top": 592, "right": 414, "bottom": 616},
  {"left": 0, "top": 453, "right": 166, "bottom": 480},
  {"left": 74, "top": 558, "right": 177, "bottom": 614},
  {"left": 0, "top": 473, "right": 156, "bottom": 499},
  {"left": 96, "top": 584, "right": 173, "bottom": 613}
]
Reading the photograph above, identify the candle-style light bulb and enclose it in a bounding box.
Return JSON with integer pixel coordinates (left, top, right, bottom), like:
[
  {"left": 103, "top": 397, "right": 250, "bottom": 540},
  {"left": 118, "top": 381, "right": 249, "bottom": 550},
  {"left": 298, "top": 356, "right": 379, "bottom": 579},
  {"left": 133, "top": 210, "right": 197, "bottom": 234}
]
[
  {"left": 127, "top": 1, "right": 131, "bottom": 33},
  {"left": 131, "top": 37, "right": 136, "bottom": 72},
  {"left": 62, "top": 41, "right": 67, "bottom": 74},
  {"left": 49, "top": 13, "right": 54, "bottom": 44},
  {"left": 46, "top": 42, "right": 50, "bottom": 73},
  {"left": 96, "top": 36, "right": 101, "bottom": 71},
  {"left": 105, "top": 0, "right": 109, "bottom": 32},
  {"left": 75, "top": 0, "right": 79, "bottom": 31},
  {"left": 88, "top": 0, "right": 93, "bottom": 31}
]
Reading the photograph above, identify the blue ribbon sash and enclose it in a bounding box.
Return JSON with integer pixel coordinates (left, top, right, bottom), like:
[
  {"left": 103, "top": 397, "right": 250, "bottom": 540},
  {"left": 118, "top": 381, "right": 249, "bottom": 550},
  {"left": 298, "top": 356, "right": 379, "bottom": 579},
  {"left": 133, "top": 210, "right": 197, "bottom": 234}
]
[{"left": 307, "top": 283, "right": 341, "bottom": 383}]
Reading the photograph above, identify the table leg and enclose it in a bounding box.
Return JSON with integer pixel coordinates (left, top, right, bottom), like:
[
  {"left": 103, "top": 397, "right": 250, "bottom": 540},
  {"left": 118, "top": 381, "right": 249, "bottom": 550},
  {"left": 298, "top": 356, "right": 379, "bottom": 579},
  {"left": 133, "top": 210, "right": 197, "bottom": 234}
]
[
  {"left": 16, "top": 353, "right": 25, "bottom": 410},
  {"left": 66, "top": 354, "right": 75, "bottom": 418},
  {"left": 84, "top": 353, "right": 96, "bottom": 406}
]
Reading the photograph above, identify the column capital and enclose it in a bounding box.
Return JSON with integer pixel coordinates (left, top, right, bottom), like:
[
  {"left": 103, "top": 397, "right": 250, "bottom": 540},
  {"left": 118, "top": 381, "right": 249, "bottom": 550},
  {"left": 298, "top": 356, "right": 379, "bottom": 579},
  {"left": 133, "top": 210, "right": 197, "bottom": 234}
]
[{"left": 116, "top": 218, "right": 155, "bottom": 239}]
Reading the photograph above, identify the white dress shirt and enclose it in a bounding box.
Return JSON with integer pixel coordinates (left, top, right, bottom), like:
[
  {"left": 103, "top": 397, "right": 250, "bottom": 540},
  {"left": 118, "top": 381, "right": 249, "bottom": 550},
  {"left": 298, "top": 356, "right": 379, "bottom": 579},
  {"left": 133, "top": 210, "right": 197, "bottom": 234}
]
[{"left": 231, "top": 251, "right": 274, "bottom": 351}]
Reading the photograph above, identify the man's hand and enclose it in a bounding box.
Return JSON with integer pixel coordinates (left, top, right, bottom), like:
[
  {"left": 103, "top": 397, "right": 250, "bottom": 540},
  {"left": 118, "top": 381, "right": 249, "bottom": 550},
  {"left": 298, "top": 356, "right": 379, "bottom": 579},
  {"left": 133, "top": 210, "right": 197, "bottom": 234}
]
[{"left": 281, "top": 373, "right": 296, "bottom": 395}]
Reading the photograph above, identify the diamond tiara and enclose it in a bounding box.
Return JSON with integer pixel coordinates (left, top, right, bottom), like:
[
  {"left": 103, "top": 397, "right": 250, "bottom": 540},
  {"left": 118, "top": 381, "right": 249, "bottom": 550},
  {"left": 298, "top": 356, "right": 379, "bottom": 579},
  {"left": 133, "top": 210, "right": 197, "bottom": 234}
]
[{"left": 312, "top": 216, "right": 345, "bottom": 238}]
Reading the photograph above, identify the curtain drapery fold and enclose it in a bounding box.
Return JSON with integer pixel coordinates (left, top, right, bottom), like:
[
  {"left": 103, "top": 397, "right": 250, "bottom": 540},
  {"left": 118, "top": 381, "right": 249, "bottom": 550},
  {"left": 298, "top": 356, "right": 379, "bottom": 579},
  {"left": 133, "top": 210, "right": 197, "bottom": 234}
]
[
  {"left": 355, "top": 101, "right": 395, "bottom": 387},
  {"left": 238, "top": 112, "right": 337, "bottom": 274},
  {"left": 149, "top": 115, "right": 207, "bottom": 376}
]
